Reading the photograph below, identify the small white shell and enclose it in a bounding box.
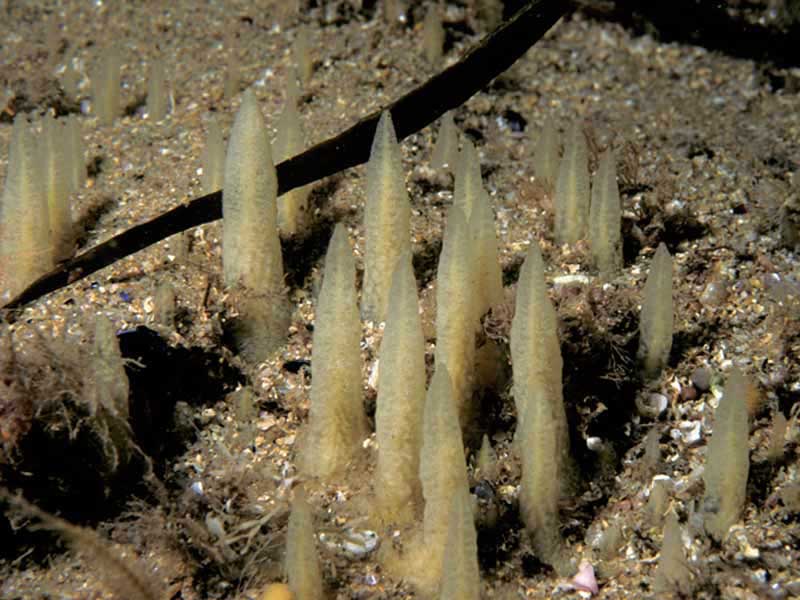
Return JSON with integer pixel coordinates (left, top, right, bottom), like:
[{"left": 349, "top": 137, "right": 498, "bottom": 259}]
[
  {"left": 586, "top": 436, "right": 604, "bottom": 451},
  {"left": 341, "top": 530, "right": 379, "bottom": 557},
  {"left": 677, "top": 420, "right": 703, "bottom": 445},
  {"left": 553, "top": 274, "right": 589, "bottom": 289},
  {"left": 320, "top": 529, "right": 379, "bottom": 558}
]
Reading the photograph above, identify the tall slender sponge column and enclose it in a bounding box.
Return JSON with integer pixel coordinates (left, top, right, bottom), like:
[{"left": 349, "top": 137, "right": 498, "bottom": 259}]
[
  {"left": 510, "top": 242, "right": 565, "bottom": 437},
  {"left": 299, "top": 224, "right": 367, "bottom": 479},
  {"left": 0, "top": 115, "right": 51, "bottom": 300},
  {"left": 434, "top": 207, "right": 477, "bottom": 422},
  {"left": 422, "top": 4, "right": 445, "bottom": 65},
  {"left": 637, "top": 243, "right": 673, "bottom": 378},
  {"left": 453, "top": 138, "right": 503, "bottom": 316},
  {"left": 554, "top": 121, "right": 590, "bottom": 244},
  {"left": 92, "top": 47, "right": 121, "bottom": 126},
  {"left": 146, "top": 59, "right": 168, "bottom": 121},
  {"left": 292, "top": 26, "right": 313, "bottom": 87},
  {"left": 511, "top": 241, "right": 571, "bottom": 574},
  {"left": 454, "top": 138, "right": 482, "bottom": 220},
  {"left": 470, "top": 190, "right": 504, "bottom": 315},
  {"left": 65, "top": 115, "right": 86, "bottom": 194},
  {"left": 41, "top": 113, "right": 73, "bottom": 262},
  {"left": 273, "top": 83, "right": 309, "bottom": 235},
  {"left": 362, "top": 111, "right": 412, "bottom": 323},
  {"left": 702, "top": 368, "right": 750, "bottom": 541},
  {"left": 589, "top": 150, "right": 622, "bottom": 276},
  {"left": 222, "top": 89, "right": 288, "bottom": 360},
  {"left": 201, "top": 116, "right": 224, "bottom": 195},
  {"left": 533, "top": 117, "right": 560, "bottom": 191},
  {"left": 374, "top": 252, "right": 426, "bottom": 525}
]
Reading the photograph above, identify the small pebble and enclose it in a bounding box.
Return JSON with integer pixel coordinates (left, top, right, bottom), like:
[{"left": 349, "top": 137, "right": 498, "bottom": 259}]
[
  {"left": 691, "top": 367, "right": 712, "bottom": 392},
  {"left": 700, "top": 280, "right": 728, "bottom": 306},
  {"left": 752, "top": 569, "right": 769, "bottom": 584},
  {"left": 636, "top": 392, "right": 667, "bottom": 417},
  {"left": 586, "top": 436, "right": 604, "bottom": 451},
  {"left": 474, "top": 480, "right": 495, "bottom": 500}
]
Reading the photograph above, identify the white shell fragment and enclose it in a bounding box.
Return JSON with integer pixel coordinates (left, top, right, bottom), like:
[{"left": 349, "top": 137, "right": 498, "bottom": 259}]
[
  {"left": 553, "top": 274, "right": 590, "bottom": 290},
  {"left": 671, "top": 420, "right": 703, "bottom": 445},
  {"left": 320, "top": 529, "right": 379, "bottom": 558}
]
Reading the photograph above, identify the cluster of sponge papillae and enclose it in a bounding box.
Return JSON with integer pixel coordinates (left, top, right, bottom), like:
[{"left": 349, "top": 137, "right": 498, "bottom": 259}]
[
  {"left": 0, "top": 8, "right": 767, "bottom": 595},
  {"left": 284, "top": 109, "right": 498, "bottom": 596},
  {"left": 281, "top": 104, "right": 757, "bottom": 597},
  {"left": 0, "top": 72, "right": 756, "bottom": 595},
  {"left": 0, "top": 111, "right": 85, "bottom": 302}
]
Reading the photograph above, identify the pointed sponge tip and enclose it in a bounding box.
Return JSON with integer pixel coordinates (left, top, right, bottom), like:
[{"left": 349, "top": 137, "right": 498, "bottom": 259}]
[
  {"left": 554, "top": 121, "right": 590, "bottom": 244},
  {"left": 589, "top": 149, "right": 622, "bottom": 276},
  {"left": 362, "top": 110, "right": 411, "bottom": 323},
  {"left": 273, "top": 86, "right": 310, "bottom": 235},
  {"left": 637, "top": 243, "right": 673, "bottom": 379},
  {"left": 431, "top": 111, "right": 458, "bottom": 171}
]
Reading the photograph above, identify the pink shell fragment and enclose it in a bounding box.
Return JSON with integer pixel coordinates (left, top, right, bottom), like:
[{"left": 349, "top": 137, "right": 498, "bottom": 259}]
[{"left": 572, "top": 559, "right": 599, "bottom": 595}]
